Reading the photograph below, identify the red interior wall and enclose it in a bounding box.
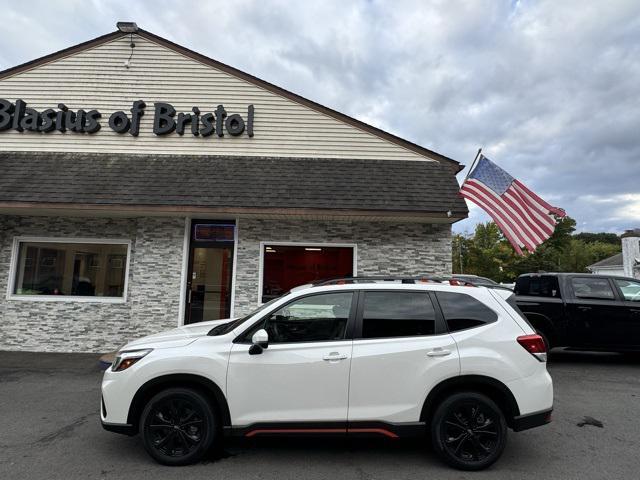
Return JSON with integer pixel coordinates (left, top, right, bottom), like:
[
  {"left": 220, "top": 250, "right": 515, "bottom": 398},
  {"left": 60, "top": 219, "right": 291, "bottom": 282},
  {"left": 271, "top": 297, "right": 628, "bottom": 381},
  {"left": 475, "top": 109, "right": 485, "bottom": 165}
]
[{"left": 263, "top": 246, "right": 354, "bottom": 299}]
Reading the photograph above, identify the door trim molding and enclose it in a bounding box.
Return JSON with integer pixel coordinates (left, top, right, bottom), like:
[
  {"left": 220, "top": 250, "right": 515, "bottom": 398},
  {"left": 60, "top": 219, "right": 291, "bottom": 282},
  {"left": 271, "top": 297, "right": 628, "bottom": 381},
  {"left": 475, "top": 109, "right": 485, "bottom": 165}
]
[
  {"left": 178, "top": 216, "right": 191, "bottom": 326},
  {"left": 183, "top": 219, "right": 237, "bottom": 324},
  {"left": 229, "top": 217, "right": 240, "bottom": 319},
  {"left": 225, "top": 420, "right": 425, "bottom": 438}
]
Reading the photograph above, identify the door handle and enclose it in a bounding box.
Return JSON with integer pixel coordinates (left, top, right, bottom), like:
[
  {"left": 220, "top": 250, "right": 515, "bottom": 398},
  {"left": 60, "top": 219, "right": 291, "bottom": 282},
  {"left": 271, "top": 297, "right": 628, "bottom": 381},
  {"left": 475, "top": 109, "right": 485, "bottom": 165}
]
[
  {"left": 427, "top": 348, "right": 451, "bottom": 357},
  {"left": 578, "top": 306, "right": 592, "bottom": 311},
  {"left": 323, "top": 352, "right": 348, "bottom": 361}
]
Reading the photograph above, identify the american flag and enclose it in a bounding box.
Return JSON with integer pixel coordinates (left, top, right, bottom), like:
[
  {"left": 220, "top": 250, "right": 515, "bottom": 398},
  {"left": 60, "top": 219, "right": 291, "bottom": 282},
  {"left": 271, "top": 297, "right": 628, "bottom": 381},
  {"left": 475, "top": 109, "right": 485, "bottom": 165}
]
[{"left": 460, "top": 155, "right": 566, "bottom": 255}]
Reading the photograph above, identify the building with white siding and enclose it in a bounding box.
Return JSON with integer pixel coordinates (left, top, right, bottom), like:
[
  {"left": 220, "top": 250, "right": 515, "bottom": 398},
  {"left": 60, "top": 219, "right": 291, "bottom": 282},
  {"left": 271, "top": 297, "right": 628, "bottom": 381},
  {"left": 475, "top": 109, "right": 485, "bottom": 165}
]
[
  {"left": 587, "top": 229, "right": 640, "bottom": 278},
  {"left": 0, "top": 24, "right": 467, "bottom": 352},
  {"left": 587, "top": 253, "right": 625, "bottom": 276}
]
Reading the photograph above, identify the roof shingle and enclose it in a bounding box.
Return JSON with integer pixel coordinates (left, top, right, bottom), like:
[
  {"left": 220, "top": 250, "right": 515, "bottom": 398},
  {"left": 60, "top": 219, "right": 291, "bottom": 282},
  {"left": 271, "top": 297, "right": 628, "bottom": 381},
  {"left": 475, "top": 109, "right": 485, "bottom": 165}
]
[{"left": 0, "top": 152, "right": 468, "bottom": 217}]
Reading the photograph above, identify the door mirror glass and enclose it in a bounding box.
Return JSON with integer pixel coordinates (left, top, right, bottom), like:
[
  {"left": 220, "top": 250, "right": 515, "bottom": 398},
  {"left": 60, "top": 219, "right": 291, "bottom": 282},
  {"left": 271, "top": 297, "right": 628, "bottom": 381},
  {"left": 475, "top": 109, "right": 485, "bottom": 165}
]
[{"left": 249, "top": 329, "right": 269, "bottom": 355}]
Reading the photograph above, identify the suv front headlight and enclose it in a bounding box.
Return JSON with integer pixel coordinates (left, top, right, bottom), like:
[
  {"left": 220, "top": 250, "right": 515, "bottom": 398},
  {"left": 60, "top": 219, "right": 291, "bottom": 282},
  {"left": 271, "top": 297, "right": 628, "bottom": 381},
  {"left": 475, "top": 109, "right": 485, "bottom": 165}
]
[{"left": 111, "top": 348, "right": 153, "bottom": 372}]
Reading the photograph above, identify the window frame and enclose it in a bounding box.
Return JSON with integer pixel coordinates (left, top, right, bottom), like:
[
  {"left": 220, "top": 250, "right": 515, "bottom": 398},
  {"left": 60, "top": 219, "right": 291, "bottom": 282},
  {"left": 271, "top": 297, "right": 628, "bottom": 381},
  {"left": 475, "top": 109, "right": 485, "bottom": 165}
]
[
  {"left": 432, "top": 290, "right": 499, "bottom": 333},
  {"left": 515, "top": 275, "right": 561, "bottom": 298},
  {"left": 569, "top": 276, "right": 617, "bottom": 301},
  {"left": 7, "top": 236, "right": 132, "bottom": 304},
  {"left": 257, "top": 241, "right": 358, "bottom": 304},
  {"left": 612, "top": 278, "right": 640, "bottom": 303},
  {"left": 353, "top": 289, "right": 448, "bottom": 340},
  {"left": 234, "top": 290, "right": 360, "bottom": 344}
]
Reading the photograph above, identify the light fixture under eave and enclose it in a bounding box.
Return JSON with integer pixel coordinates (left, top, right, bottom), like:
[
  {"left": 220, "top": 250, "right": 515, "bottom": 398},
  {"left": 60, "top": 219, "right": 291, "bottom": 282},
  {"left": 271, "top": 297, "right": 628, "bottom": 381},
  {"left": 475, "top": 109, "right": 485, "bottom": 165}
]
[
  {"left": 117, "top": 22, "right": 138, "bottom": 33},
  {"left": 305, "top": 248, "right": 322, "bottom": 251}
]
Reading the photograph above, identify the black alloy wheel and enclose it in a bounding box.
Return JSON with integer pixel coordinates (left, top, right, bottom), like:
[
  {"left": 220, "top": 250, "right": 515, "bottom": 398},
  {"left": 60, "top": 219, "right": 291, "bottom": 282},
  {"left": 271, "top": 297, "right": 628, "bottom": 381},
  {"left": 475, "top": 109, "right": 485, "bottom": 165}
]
[
  {"left": 431, "top": 392, "right": 507, "bottom": 470},
  {"left": 140, "top": 388, "right": 217, "bottom": 465}
]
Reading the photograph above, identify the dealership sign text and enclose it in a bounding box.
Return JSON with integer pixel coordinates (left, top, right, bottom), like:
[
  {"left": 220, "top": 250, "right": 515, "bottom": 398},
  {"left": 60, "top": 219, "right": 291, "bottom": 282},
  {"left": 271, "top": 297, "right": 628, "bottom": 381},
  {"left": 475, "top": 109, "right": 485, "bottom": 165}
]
[{"left": 0, "top": 99, "right": 254, "bottom": 137}]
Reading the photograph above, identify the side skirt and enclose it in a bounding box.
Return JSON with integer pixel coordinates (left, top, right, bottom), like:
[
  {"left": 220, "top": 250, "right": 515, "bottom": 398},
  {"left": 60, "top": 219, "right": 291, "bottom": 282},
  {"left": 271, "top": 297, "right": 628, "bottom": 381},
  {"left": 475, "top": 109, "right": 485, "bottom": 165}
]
[{"left": 224, "top": 421, "right": 426, "bottom": 439}]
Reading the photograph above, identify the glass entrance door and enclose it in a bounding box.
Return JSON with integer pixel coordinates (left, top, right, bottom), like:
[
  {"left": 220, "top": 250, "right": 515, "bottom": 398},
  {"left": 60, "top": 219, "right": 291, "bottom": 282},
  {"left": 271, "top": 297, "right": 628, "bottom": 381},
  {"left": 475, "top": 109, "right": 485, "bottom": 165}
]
[{"left": 185, "top": 221, "right": 235, "bottom": 324}]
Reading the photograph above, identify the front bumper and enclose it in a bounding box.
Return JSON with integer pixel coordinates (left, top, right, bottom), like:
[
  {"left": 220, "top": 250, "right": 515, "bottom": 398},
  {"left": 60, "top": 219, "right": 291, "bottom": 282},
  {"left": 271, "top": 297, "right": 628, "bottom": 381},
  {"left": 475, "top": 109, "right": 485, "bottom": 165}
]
[
  {"left": 101, "top": 420, "right": 137, "bottom": 436},
  {"left": 512, "top": 408, "right": 553, "bottom": 432},
  {"left": 101, "top": 394, "right": 137, "bottom": 435}
]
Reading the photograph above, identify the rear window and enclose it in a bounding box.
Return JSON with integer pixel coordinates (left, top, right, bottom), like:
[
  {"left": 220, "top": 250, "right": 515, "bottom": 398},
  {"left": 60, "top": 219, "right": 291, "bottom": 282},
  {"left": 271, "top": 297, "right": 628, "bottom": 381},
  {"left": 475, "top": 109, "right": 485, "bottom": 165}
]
[
  {"left": 436, "top": 292, "right": 498, "bottom": 332},
  {"left": 361, "top": 291, "right": 436, "bottom": 338},
  {"left": 515, "top": 275, "right": 561, "bottom": 298}
]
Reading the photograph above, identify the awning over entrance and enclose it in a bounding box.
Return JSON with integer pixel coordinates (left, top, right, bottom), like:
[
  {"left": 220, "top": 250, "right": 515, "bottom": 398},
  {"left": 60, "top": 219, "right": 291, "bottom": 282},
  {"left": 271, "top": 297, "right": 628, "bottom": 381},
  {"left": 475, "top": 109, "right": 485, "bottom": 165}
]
[{"left": 0, "top": 152, "right": 468, "bottom": 222}]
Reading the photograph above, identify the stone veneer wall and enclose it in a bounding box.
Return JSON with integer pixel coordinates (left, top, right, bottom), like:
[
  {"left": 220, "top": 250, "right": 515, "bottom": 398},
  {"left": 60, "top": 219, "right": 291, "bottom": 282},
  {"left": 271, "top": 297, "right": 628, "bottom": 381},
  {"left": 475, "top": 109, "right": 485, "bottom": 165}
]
[
  {"left": 0, "top": 215, "right": 185, "bottom": 352},
  {"left": 233, "top": 219, "right": 452, "bottom": 315},
  {"left": 0, "top": 216, "right": 452, "bottom": 352}
]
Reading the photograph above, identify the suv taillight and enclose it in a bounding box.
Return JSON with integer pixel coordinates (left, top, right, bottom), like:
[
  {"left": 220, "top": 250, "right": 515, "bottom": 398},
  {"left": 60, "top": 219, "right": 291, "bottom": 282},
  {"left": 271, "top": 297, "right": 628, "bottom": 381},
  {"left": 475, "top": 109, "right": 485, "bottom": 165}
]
[{"left": 517, "top": 334, "right": 547, "bottom": 362}]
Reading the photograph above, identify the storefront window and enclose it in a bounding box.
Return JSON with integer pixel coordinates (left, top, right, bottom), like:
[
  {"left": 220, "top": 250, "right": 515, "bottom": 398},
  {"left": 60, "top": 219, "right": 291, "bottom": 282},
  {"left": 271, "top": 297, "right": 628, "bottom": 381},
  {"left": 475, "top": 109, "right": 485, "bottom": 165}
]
[
  {"left": 261, "top": 244, "right": 354, "bottom": 302},
  {"left": 11, "top": 240, "right": 130, "bottom": 300}
]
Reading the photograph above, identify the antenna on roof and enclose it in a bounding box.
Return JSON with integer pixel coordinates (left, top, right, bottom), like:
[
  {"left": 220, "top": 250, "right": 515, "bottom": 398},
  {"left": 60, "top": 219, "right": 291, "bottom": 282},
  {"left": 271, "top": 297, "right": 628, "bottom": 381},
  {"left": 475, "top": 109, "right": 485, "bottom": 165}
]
[{"left": 117, "top": 22, "right": 138, "bottom": 69}]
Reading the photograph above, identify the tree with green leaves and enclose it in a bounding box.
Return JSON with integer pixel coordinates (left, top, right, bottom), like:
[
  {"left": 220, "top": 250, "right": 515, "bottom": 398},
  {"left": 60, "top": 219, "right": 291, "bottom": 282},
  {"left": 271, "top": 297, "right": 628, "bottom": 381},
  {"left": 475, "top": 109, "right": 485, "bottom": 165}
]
[{"left": 452, "top": 216, "right": 621, "bottom": 282}]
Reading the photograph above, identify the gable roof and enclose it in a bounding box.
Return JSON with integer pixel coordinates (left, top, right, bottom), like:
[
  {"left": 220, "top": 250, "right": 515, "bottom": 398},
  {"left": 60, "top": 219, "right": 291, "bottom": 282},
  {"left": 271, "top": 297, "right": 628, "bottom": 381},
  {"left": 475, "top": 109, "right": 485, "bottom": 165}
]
[
  {"left": 587, "top": 252, "right": 623, "bottom": 269},
  {"left": 0, "top": 28, "right": 462, "bottom": 171}
]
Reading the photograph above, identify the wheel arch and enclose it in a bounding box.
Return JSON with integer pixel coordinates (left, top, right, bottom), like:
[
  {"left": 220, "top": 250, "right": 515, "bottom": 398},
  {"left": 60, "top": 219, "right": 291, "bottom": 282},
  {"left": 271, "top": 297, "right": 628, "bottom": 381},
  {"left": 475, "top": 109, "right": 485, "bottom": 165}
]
[
  {"left": 521, "top": 312, "right": 558, "bottom": 347},
  {"left": 127, "top": 373, "right": 231, "bottom": 433},
  {"left": 420, "top": 375, "right": 521, "bottom": 429}
]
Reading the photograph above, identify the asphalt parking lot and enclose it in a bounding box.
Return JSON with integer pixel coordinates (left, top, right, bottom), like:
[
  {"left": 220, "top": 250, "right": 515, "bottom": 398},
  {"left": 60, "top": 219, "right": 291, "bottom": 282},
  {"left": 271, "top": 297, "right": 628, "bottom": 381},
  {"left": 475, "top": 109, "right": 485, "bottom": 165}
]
[{"left": 0, "top": 350, "right": 639, "bottom": 480}]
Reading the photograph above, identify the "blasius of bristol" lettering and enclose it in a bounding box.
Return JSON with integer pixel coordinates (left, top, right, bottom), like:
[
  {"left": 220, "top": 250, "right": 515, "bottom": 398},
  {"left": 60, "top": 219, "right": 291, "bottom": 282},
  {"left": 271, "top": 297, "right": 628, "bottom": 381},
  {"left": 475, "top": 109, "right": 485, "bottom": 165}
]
[{"left": 0, "top": 99, "right": 255, "bottom": 138}]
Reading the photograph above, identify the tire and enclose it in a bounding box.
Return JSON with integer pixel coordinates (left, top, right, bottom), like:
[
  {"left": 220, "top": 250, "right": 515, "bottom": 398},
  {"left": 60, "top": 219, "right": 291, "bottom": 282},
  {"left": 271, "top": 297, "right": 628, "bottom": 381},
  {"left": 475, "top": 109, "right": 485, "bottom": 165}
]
[
  {"left": 140, "top": 387, "right": 218, "bottom": 466},
  {"left": 431, "top": 392, "right": 508, "bottom": 471}
]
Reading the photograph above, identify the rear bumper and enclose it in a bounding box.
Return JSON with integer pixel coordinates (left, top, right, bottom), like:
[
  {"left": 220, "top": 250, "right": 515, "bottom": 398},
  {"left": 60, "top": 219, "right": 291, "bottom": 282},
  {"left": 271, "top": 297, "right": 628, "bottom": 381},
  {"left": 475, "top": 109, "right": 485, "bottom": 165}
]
[{"left": 512, "top": 408, "right": 553, "bottom": 432}]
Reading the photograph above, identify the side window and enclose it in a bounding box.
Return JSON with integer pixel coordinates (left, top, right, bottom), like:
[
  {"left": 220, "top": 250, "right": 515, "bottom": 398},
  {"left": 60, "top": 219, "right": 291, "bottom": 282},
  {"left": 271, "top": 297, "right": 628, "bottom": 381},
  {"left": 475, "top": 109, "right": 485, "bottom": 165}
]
[
  {"left": 436, "top": 292, "right": 498, "bottom": 332},
  {"left": 361, "top": 291, "right": 436, "bottom": 338},
  {"left": 571, "top": 277, "right": 615, "bottom": 300},
  {"left": 258, "top": 292, "right": 353, "bottom": 343},
  {"left": 614, "top": 279, "right": 640, "bottom": 302},
  {"left": 515, "top": 275, "right": 560, "bottom": 298}
]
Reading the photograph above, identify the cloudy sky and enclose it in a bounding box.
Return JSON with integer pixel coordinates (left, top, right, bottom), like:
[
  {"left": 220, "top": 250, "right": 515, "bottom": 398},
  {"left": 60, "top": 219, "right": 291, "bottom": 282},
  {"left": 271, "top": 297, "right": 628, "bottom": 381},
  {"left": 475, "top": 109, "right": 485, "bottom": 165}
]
[{"left": 2, "top": 0, "right": 639, "bottom": 234}]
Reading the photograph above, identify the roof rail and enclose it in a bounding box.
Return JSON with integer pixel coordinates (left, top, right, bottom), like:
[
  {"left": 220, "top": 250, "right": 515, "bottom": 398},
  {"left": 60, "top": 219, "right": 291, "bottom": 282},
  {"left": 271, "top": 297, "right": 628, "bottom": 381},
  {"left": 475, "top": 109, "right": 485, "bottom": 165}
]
[
  {"left": 313, "top": 276, "right": 446, "bottom": 286},
  {"left": 310, "top": 275, "right": 515, "bottom": 291}
]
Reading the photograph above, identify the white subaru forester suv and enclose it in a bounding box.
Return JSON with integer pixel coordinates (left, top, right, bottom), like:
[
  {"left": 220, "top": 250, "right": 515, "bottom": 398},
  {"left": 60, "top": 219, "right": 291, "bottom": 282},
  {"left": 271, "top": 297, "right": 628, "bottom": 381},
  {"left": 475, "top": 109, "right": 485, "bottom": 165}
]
[{"left": 101, "top": 277, "right": 553, "bottom": 471}]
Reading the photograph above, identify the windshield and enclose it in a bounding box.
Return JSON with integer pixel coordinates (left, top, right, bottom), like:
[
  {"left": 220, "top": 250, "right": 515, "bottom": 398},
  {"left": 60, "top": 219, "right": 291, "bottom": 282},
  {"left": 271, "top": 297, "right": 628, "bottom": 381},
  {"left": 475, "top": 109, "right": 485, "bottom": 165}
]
[{"left": 207, "top": 294, "right": 286, "bottom": 336}]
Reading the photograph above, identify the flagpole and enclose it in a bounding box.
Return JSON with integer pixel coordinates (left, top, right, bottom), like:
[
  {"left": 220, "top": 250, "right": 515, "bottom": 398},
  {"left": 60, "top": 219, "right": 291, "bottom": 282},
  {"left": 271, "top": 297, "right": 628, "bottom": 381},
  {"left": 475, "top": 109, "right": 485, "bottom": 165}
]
[{"left": 463, "top": 148, "right": 483, "bottom": 182}]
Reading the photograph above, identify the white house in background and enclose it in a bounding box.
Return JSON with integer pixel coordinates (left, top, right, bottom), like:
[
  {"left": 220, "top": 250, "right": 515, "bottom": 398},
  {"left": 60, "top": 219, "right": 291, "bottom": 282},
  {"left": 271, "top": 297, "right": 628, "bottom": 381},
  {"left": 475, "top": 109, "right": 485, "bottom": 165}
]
[
  {"left": 587, "top": 252, "right": 625, "bottom": 276},
  {"left": 587, "top": 228, "right": 640, "bottom": 279}
]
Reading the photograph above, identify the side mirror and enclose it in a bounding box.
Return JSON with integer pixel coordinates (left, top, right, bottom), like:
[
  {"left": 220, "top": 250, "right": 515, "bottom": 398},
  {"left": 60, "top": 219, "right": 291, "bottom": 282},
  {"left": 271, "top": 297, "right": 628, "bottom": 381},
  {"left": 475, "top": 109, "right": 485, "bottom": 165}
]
[{"left": 249, "top": 329, "right": 269, "bottom": 355}]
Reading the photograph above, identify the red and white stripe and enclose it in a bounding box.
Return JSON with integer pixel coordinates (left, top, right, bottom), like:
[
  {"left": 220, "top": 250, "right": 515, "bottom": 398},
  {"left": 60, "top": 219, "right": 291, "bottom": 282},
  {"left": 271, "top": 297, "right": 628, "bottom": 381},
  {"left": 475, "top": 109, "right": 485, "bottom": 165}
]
[{"left": 460, "top": 178, "right": 565, "bottom": 255}]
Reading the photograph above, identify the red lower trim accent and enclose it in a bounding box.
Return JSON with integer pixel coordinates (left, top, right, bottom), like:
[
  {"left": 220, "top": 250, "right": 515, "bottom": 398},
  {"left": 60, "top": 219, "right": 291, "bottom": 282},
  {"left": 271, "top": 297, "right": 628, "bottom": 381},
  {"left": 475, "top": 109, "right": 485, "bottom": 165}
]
[
  {"left": 348, "top": 428, "right": 399, "bottom": 438},
  {"left": 244, "top": 427, "right": 399, "bottom": 438}
]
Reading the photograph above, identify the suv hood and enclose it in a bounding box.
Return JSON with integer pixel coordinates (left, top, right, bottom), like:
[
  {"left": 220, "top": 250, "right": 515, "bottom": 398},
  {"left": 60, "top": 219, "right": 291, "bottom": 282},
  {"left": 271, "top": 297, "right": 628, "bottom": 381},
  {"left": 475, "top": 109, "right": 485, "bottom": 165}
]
[{"left": 121, "top": 318, "right": 235, "bottom": 350}]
